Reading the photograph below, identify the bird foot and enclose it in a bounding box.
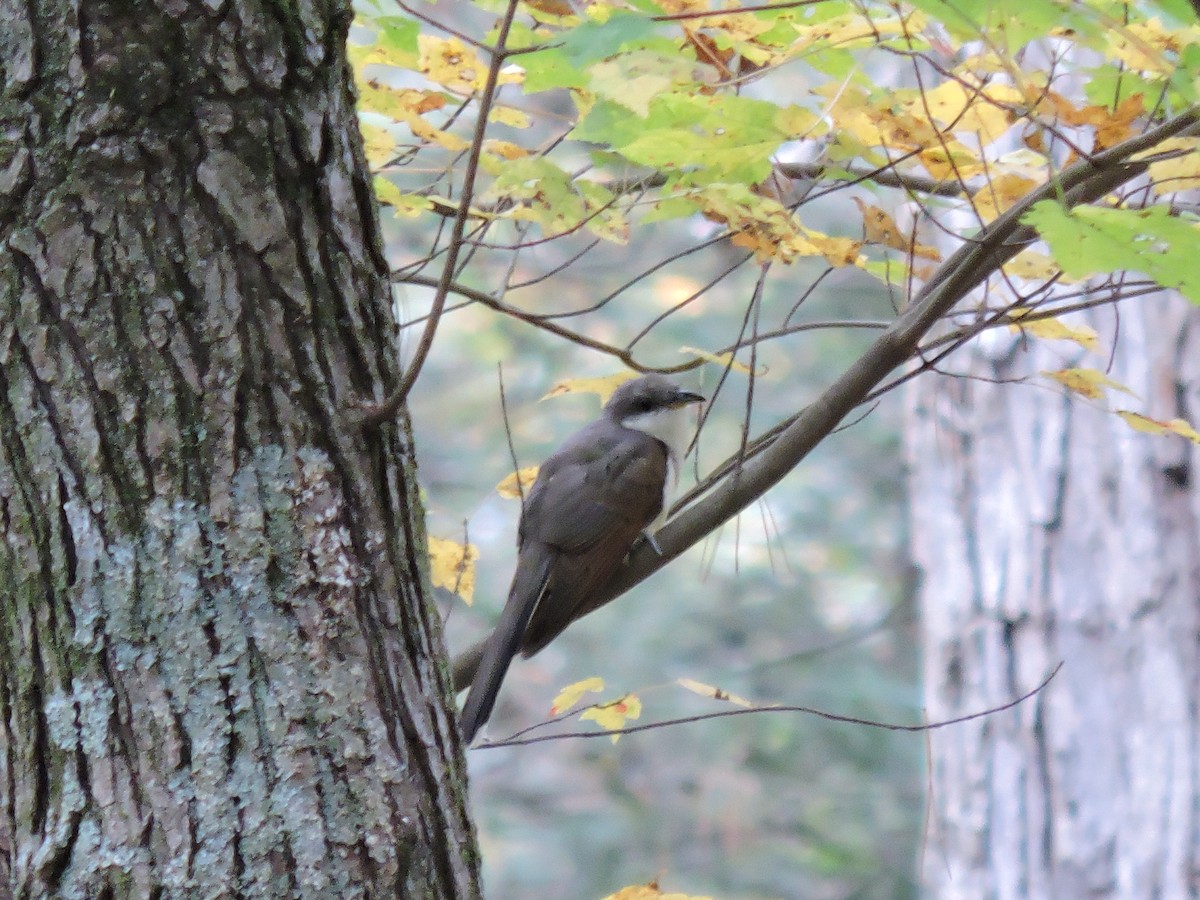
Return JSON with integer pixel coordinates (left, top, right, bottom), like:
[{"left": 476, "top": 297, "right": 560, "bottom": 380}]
[{"left": 641, "top": 531, "right": 664, "bottom": 556}]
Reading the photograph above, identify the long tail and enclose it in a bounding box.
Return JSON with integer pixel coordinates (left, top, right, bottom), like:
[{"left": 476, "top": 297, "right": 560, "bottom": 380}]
[{"left": 459, "top": 546, "right": 553, "bottom": 742}]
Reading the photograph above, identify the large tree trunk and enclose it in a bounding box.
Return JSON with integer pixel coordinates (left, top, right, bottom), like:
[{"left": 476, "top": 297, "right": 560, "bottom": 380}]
[
  {"left": 0, "top": 2, "right": 477, "bottom": 896},
  {"left": 907, "top": 292, "right": 1200, "bottom": 897}
]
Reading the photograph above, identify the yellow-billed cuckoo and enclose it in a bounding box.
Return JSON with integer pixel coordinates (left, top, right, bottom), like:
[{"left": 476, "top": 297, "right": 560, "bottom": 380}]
[{"left": 460, "top": 374, "right": 705, "bottom": 742}]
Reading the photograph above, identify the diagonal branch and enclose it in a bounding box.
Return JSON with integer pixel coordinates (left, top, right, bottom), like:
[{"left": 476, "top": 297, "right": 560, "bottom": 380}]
[{"left": 452, "top": 105, "right": 1200, "bottom": 691}]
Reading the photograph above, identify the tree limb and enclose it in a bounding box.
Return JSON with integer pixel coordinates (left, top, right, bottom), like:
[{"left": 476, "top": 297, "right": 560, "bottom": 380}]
[{"left": 452, "top": 106, "right": 1200, "bottom": 692}]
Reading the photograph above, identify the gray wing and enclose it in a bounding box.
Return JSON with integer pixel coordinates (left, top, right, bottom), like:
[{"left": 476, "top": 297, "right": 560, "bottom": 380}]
[
  {"left": 458, "top": 422, "right": 667, "bottom": 741},
  {"left": 518, "top": 423, "right": 668, "bottom": 656}
]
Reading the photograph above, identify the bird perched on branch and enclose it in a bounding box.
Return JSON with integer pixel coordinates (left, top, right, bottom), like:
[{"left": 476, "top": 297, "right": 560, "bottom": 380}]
[{"left": 459, "top": 374, "right": 705, "bottom": 742}]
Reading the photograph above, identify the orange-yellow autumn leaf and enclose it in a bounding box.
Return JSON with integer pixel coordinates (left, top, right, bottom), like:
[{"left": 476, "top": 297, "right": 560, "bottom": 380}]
[
  {"left": 907, "top": 80, "right": 1015, "bottom": 145},
  {"left": 676, "top": 678, "right": 755, "bottom": 708},
  {"left": 496, "top": 466, "right": 540, "bottom": 500},
  {"left": 603, "top": 882, "right": 715, "bottom": 900},
  {"left": 524, "top": 0, "right": 577, "bottom": 17},
  {"left": 799, "top": 228, "right": 865, "bottom": 267},
  {"left": 484, "top": 139, "right": 530, "bottom": 160},
  {"left": 974, "top": 173, "right": 1039, "bottom": 222},
  {"left": 918, "top": 140, "right": 986, "bottom": 180},
  {"left": 355, "top": 83, "right": 469, "bottom": 152},
  {"left": 428, "top": 537, "right": 479, "bottom": 604},
  {"left": 1116, "top": 411, "right": 1200, "bottom": 443},
  {"left": 1101, "top": 95, "right": 1145, "bottom": 150},
  {"left": 1008, "top": 311, "right": 1099, "bottom": 352},
  {"left": 550, "top": 677, "right": 606, "bottom": 714},
  {"left": 1042, "top": 368, "right": 1136, "bottom": 401},
  {"left": 580, "top": 693, "right": 642, "bottom": 742},
  {"left": 851, "top": 199, "right": 939, "bottom": 259},
  {"left": 356, "top": 84, "right": 447, "bottom": 120},
  {"left": 542, "top": 373, "right": 637, "bottom": 404}
]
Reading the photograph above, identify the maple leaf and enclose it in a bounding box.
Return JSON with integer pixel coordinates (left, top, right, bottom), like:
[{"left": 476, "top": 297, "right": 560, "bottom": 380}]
[
  {"left": 428, "top": 537, "right": 479, "bottom": 604},
  {"left": 496, "top": 467, "right": 540, "bottom": 500},
  {"left": 581, "top": 693, "right": 642, "bottom": 742},
  {"left": 550, "top": 677, "right": 606, "bottom": 714}
]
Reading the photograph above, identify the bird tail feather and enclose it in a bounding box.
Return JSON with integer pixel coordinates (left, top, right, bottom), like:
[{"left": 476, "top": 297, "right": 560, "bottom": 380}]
[{"left": 459, "top": 547, "right": 553, "bottom": 742}]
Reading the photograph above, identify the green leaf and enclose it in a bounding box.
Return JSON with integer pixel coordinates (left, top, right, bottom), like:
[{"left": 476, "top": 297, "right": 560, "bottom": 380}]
[
  {"left": 373, "top": 15, "right": 420, "bottom": 56},
  {"left": 589, "top": 51, "right": 693, "bottom": 117},
  {"left": 576, "top": 93, "right": 788, "bottom": 182},
  {"left": 520, "top": 46, "right": 590, "bottom": 92},
  {"left": 1023, "top": 202, "right": 1200, "bottom": 303},
  {"left": 558, "top": 12, "right": 661, "bottom": 65}
]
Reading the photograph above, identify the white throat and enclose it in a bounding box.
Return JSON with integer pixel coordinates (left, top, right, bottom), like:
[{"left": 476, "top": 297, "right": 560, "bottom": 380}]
[{"left": 620, "top": 405, "right": 695, "bottom": 492}]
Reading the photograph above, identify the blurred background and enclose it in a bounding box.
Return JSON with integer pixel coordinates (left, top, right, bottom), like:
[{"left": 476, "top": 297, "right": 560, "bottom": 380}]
[
  {"left": 396, "top": 217, "right": 924, "bottom": 898},
  {"left": 362, "top": 4, "right": 929, "bottom": 892}
]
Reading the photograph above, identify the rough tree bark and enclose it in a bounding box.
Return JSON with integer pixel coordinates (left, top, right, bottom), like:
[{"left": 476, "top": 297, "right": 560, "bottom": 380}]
[
  {"left": 908, "top": 292, "right": 1200, "bottom": 897},
  {"left": 0, "top": 2, "right": 477, "bottom": 897}
]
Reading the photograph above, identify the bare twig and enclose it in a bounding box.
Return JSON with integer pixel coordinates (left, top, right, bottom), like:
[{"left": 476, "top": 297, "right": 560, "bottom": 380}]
[
  {"left": 451, "top": 106, "right": 1200, "bottom": 691},
  {"left": 361, "top": 0, "right": 522, "bottom": 428}
]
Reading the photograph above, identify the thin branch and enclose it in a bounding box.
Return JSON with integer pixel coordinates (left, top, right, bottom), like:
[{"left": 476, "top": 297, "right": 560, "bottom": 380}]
[
  {"left": 474, "top": 662, "right": 1064, "bottom": 747},
  {"left": 451, "top": 105, "right": 1200, "bottom": 691},
  {"left": 361, "top": 0, "right": 522, "bottom": 427}
]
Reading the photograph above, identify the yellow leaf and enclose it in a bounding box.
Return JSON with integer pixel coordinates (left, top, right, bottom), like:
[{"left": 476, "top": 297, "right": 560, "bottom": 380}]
[
  {"left": 489, "top": 105, "right": 532, "bottom": 128},
  {"left": 909, "top": 80, "right": 1014, "bottom": 144},
  {"left": 1008, "top": 311, "right": 1099, "bottom": 352},
  {"left": 775, "top": 104, "right": 823, "bottom": 138},
  {"left": 792, "top": 9, "right": 925, "bottom": 51},
  {"left": 550, "top": 677, "right": 606, "bottom": 714},
  {"left": 348, "top": 33, "right": 419, "bottom": 72},
  {"left": 676, "top": 678, "right": 755, "bottom": 708},
  {"left": 1042, "top": 368, "right": 1136, "bottom": 401},
  {"left": 361, "top": 123, "right": 397, "bottom": 168},
  {"left": 590, "top": 56, "right": 674, "bottom": 118},
  {"left": 798, "top": 228, "right": 865, "bottom": 268},
  {"left": 580, "top": 693, "right": 642, "bottom": 742},
  {"left": 679, "top": 345, "right": 764, "bottom": 376},
  {"left": 603, "top": 883, "right": 715, "bottom": 900},
  {"left": 405, "top": 115, "right": 471, "bottom": 152},
  {"left": 542, "top": 373, "right": 637, "bottom": 404},
  {"left": 1003, "top": 251, "right": 1067, "bottom": 282},
  {"left": 484, "top": 139, "right": 530, "bottom": 160},
  {"left": 1105, "top": 19, "right": 1182, "bottom": 74},
  {"left": 496, "top": 466, "right": 540, "bottom": 500},
  {"left": 1140, "top": 137, "right": 1200, "bottom": 194},
  {"left": 918, "top": 140, "right": 986, "bottom": 180},
  {"left": 974, "top": 173, "right": 1039, "bottom": 222},
  {"left": 428, "top": 537, "right": 479, "bottom": 604},
  {"left": 373, "top": 177, "right": 434, "bottom": 218},
  {"left": 1116, "top": 411, "right": 1200, "bottom": 443},
  {"left": 355, "top": 83, "right": 469, "bottom": 152},
  {"left": 356, "top": 83, "right": 447, "bottom": 120},
  {"left": 523, "top": 0, "right": 578, "bottom": 16},
  {"left": 851, "top": 199, "right": 940, "bottom": 259},
  {"left": 419, "top": 35, "right": 486, "bottom": 94}
]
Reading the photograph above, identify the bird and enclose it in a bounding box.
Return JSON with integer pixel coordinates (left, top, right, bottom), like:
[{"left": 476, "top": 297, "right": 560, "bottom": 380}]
[{"left": 459, "top": 374, "right": 705, "bottom": 742}]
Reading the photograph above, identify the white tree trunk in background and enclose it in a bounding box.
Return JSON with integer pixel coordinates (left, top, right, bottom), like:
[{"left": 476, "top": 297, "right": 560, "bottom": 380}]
[{"left": 907, "top": 291, "right": 1200, "bottom": 897}]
